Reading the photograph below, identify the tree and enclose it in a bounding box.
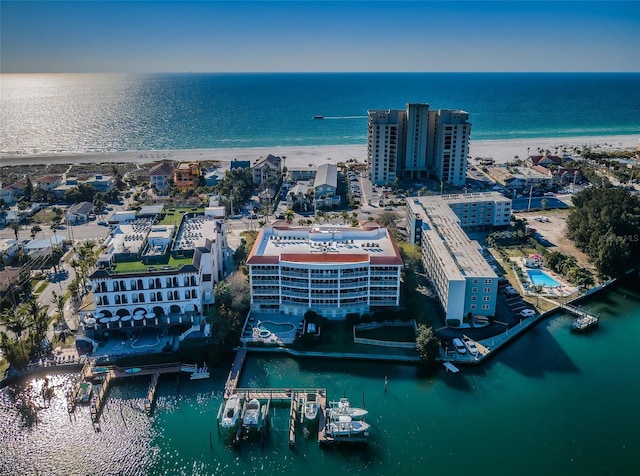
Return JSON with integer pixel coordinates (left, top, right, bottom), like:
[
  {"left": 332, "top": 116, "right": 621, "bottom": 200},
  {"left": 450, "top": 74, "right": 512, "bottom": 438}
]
[
  {"left": 8, "top": 222, "right": 21, "bottom": 241},
  {"left": 30, "top": 225, "right": 42, "bottom": 240},
  {"left": 540, "top": 198, "right": 548, "bottom": 210},
  {"left": 284, "top": 209, "right": 295, "bottom": 223},
  {"left": 415, "top": 324, "right": 440, "bottom": 362},
  {"left": 51, "top": 290, "right": 66, "bottom": 325}
]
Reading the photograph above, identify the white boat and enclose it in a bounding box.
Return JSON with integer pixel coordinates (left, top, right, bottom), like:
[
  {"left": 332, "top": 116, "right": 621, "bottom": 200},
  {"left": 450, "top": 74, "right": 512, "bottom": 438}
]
[
  {"left": 327, "top": 397, "right": 368, "bottom": 420},
  {"left": 326, "top": 415, "right": 370, "bottom": 437},
  {"left": 189, "top": 364, "right": 210, "bottom": 380},
  {"left": 304, "top": 392, "right": 319, "bottom": 421},
  {"left": 220, "top": 395, "right": 242, "bottom": 429},
  {"left": 124, "top": 367, "right": 142, "bottom": 374},
  {"left": 242, "top": 398, "right": 260, "bottom": 429},
  {"left": 76, "top": 382, "right": 93, "bottom": 403}
]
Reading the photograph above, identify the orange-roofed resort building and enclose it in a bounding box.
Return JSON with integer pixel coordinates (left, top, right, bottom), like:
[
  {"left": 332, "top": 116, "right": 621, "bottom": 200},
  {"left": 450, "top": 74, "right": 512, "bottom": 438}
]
[{"left": 246, "top": 223, "right": 403, "bottom": 319}]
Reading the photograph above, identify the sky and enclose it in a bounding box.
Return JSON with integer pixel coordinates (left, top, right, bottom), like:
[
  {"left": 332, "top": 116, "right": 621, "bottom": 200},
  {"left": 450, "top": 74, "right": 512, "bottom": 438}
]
[{"left": 1, "top": 1, "right": 639, "bottom": 73}]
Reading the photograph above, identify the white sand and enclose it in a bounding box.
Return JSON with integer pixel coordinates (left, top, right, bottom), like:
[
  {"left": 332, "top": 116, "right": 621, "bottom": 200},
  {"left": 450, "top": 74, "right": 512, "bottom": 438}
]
[{"left": 1, "top": 134, "right": 637, "bottom": 169}]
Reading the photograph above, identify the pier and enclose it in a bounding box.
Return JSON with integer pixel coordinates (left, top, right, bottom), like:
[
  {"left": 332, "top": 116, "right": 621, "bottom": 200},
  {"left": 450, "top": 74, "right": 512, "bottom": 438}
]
[
  {"left": 560, "top": 303, "right": 600, "bottom": 332},
  {"left": 88, "top": 362, "right": 183, "bottom": 423},
  {"left": 224, "top": 348, "right": 247, "bottom": 398},
  {"left": 67, "top": 359, "right": 93, "bottom": 413},
  {"left": 145, "top": 370, "right": 160, "bottom": 413}
]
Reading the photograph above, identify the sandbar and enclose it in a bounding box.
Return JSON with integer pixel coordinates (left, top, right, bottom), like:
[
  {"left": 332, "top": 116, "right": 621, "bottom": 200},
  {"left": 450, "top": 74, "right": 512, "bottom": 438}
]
[{"left": 1, "top": 134, "right": 637, "bottom": 169}]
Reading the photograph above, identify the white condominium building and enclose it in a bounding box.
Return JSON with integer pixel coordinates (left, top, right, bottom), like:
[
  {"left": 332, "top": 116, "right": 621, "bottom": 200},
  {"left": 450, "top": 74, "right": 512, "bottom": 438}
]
[
  {"left": 407, "top": 193, "right": 511, "bottom": 324},
  {"left": 367, "top": 103, "right": 471, "bottom": 186},
  {"left": 367, "top": 109, "right": 405, "bottom": 186},
  {"left": 247, "top": 224, "right": 403, "bottom": 319}
]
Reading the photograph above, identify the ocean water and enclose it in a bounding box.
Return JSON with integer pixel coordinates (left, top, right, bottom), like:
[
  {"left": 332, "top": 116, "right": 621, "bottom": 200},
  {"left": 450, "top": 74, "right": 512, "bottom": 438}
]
[
  {"left": 1, "top": 73, "right": 639, "bottom": 156},
  {"left": 1, "top": 280, "right": 639, "bottom": 475}
]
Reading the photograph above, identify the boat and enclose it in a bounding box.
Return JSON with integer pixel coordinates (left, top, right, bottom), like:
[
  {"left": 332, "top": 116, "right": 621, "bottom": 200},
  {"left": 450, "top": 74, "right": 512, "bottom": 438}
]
[
  {"left": 304, "top": 392, "right": 319, "bottom": 421},
  {"left": 327, "top": 397, "right": 368, "bottom": 420},
  {"left": 190, "top": 364, "right": 210, "bottom": 380},
  {"left": 313, "top": 115, "right": 324, "bottom": 119},
  {"left": 76, "top": 382, "right": 93, "bottom": 403},
  {"left": 124, "top": 367, "right": 142, "bottom": 374},
  {"left": 220, "top": 395, "right": 242, "bottom": 429},
  {"left": 326, "top": 415, "right": 370, "bottom": 437},
  {"left": 93, "top": 366, "right": 109, "bottom": 374},
  {"left": 242, "top": 398, "right": 261, "bottom": 429}
]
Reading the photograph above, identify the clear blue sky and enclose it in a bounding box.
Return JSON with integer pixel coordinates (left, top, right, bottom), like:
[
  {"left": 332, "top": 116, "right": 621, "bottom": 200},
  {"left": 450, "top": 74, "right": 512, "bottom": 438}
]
[{"left": 1, "top": 1, "right": 638, "bottom": 73}]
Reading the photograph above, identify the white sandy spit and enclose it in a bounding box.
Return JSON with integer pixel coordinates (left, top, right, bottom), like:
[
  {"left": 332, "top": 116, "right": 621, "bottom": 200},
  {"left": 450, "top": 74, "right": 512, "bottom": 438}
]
[{"left": 1, "top": 134, "right": 637, "bottom": 169}]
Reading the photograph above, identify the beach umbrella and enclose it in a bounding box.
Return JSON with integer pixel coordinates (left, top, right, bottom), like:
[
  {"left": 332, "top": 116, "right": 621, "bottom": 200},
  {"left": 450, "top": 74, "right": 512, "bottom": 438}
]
[
  {"left": 99, "top": 317, "right": 111, "bottom": 324},
  {"left": 110, "top": 315, "right": 120, "bottom": 322},
  {"left": 133, "top": 314, "right": 144, "bottom": 321},
  {"left": 121, "top": 315, "right": 132, "bottom": 322}
]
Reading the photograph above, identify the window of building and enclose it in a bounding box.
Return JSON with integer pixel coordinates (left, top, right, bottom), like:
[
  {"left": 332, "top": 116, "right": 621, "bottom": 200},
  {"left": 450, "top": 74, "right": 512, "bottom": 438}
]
[
  {"left": 470, "top": 304, "right": 477, "bottom": 310},
  {"left": 202, "top": 274, "right": 212, "bottom": 282},
  {"left": 483, "top": 296, "right": 491, "bottom": 301},
  {"left": 473, "top": 279, "right": 479, "bottom": 284},
  {"left": 471, "top": 296, "right": 477, "bottom": 301},
  {"left": 484, "top": 287, "right": 491, "bottom": 293},
  {"left": 482, "top": 304, "right": 490, "bottom": 310},
  {"left": 472, "top": 287, "right": 478, "bottom": 293}
]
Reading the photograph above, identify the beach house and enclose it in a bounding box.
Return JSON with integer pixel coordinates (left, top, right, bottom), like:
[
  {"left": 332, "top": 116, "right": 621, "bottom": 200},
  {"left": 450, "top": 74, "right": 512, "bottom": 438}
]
[{"left": 149, "top": 162, "right": 175, "bottom": 192}]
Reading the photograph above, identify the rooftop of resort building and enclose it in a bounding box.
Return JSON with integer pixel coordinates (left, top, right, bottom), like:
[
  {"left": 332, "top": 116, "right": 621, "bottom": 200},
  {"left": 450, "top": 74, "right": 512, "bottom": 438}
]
[{"left": 247, "top": 224, "right": 402, "bottom": 266}]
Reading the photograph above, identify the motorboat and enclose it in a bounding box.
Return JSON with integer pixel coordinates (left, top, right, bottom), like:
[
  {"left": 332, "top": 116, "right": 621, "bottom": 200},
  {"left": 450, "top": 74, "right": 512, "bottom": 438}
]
[
  {"left": 242, "top": 398, "right": 260, "bottom": 429},
  {"left": 313, "top": 115, "right": 324, "bottom": 119},
  {"left": 124, "top": 367, "right": 142, "bottom": 374},
  {"left": 76, "top": 382, "right": 93, "bottom": 403},
  {"left": 190, "top": 364, "right": 210, "bottom": 380},
  {"left": 327, "top": 397, "right": 368, "bottom": 420},
  {"left": 326, "top": 415, "right": 370, "bottom": 437},
  {"left": 220, "top": 395, "right": 242, "bottom": 429},
  {"left": 304, "top": 392, "right": 319, "bottom": 422}
]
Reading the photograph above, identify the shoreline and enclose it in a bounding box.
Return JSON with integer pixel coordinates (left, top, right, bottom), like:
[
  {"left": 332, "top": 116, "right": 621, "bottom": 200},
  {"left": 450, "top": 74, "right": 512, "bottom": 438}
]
[{"left": 1, "top": 134, "right": 637, "bottom": 168}]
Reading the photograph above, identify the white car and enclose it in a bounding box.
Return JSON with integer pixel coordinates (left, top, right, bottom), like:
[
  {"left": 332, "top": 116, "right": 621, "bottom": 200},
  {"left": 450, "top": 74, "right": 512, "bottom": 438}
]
[
  {"left": 519, "top": 309, "right": 536, "bottom": 317},
  {"left": 452, "top": 338, "right": 467, "bottom": 354},
  {"left": 465, "top": 339, "right": 479, "bottom": 356}
]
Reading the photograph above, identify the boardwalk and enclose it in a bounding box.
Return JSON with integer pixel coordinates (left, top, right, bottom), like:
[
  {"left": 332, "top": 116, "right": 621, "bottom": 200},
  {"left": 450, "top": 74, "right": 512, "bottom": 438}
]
[{"left": 224, "top": 348, "right": 247, "bottom": 398}]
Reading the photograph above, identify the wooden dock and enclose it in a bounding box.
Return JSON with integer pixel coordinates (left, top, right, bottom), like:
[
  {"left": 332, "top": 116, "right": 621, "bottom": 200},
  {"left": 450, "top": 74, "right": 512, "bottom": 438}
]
[
  {"left": 224, "top": 348, "right": 247, "bottom": 398},
  {"left": 67, "top": 359, "right": 92, "bottom": 413},
  {"left": 145, "top": 370, "right": 160, "bottom": 413},
  {"left": 89, "top": 362, "right": 183, "bottom": 423},
  {"left": 560, "top": 303, "right": 600, "bottom": 332}
]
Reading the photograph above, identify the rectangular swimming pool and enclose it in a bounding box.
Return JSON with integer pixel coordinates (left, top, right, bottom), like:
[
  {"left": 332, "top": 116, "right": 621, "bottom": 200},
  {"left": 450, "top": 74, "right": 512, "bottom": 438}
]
[{"left": 526, "top": 269, "right": 561, "bottom": 287}]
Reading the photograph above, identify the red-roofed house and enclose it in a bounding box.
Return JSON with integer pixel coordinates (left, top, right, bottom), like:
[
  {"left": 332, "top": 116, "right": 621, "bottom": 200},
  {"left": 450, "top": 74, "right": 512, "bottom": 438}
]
[
  {"left": 527, "top": 155, "right": 563, "bottom": 168},
  {"left": 0, "top": 182, "right": 26, "bottom": 205},
  {"left": 149, "top": 162, "right": 175, "bottom": 192}
]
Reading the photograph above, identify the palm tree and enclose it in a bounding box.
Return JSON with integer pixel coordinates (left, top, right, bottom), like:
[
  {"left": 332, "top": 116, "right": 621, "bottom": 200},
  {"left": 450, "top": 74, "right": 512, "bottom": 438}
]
[
  {"left": 25, "top": 297, "right": 48, "bottom": 346},
  {"left": 51, "top": 290, "right": 66, "bottom": 325},
  {"left": 0, "top": 306, "right": 31, "bottom": 347},
  {"left": 284, "top": 209, "right": 295, "bottom": 223},
  {"left": 8, "top": 222, "right": 21, "bottom": 241}
]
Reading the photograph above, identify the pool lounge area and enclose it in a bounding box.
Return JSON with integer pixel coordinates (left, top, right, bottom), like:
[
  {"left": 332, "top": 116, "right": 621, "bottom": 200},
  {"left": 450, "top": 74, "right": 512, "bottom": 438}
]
[{"left": 241, "top": 313, "right": 302, "bottom": 344}]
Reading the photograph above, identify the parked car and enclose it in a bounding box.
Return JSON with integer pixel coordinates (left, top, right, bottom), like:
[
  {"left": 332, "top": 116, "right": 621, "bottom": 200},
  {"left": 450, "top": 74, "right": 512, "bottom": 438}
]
[
  {"left": 97, "top": 221, "right": 108, "bottom": 226},
  {"left": 453, "top": 338, "right": 467, "bottom": 354},
  {"left": 519, "top": 309, "right": 536, "bottom": 318}
]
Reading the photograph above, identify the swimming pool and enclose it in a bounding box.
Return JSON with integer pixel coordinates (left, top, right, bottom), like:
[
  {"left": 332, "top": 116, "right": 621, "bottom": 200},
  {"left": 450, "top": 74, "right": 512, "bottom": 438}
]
[
  {"left": 258, "top": 321, "right": 296, "bottom": 335},
  {"left": 527, "top": 269, "right": 561, "bottom": 287}
]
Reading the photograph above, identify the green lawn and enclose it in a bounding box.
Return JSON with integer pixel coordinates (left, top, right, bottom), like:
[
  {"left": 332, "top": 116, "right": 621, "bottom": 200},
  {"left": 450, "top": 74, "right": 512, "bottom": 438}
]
[
  {"left": 355, "top": 325, "right": 416, "bottom": 342},
  {"left": 113, "top": 255, "right": 193, "bottom": 273},
  {"left": 160, "top": 208, "right": 204, "bottom": 227},
  {"left": 291, "top": 321, "right": 419, "bottom": 357}
]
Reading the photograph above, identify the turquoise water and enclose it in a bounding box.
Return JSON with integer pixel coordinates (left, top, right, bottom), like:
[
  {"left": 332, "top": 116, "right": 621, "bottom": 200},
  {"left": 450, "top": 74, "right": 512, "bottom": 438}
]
[
  {"left": 527, "top": 269, "right": 561, "bottom": 287},
  {"left": 1, "top": 281, "right": 639, "bottom": 475},
  {"left": 2, "top": 73, "right": 639, "bottom": 155}
]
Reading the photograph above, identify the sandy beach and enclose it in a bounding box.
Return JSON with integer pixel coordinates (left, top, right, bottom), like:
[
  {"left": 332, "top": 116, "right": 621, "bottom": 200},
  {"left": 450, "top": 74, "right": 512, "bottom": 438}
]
[{"left": 1, "top": 134, "right": 637, "bottom": 170}]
